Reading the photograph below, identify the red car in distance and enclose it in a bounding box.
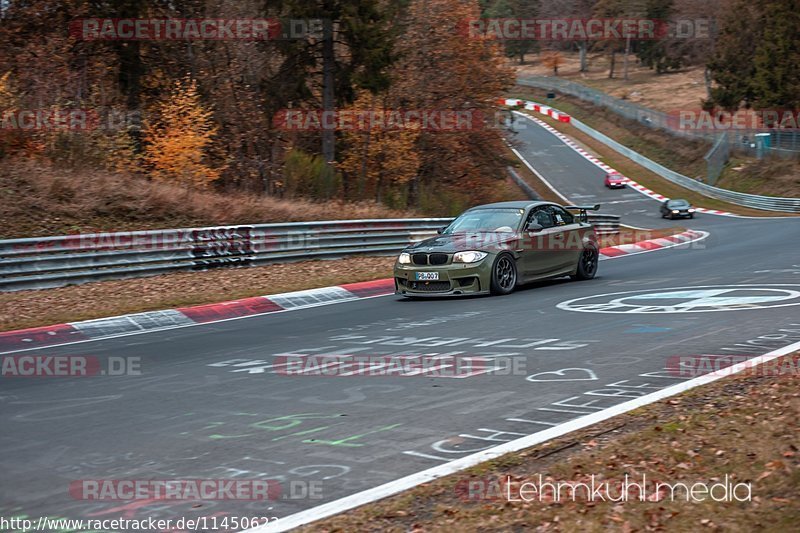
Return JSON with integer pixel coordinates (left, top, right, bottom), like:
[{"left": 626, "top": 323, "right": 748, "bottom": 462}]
[{"left": 604, "top": 171, "right": 626, "bottom": 189}]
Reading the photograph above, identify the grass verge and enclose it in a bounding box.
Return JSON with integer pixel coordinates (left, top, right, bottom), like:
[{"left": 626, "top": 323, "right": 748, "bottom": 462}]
[
  {"left": 0, "top": 160, "right": 413, "bottom": 239},
  {"left": 300, "top": 349, "right": 800, "bottom": 532}
]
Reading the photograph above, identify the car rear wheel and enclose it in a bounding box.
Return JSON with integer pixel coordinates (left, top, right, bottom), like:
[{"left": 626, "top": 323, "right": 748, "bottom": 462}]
[
  {"left": 571, "top": 244, "right": 599, "bottom": 281},
  {"left": 490, "top": 254, "right": 517, "bottom": 295}
]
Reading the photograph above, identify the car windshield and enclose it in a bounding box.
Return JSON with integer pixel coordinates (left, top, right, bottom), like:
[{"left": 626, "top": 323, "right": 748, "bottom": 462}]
[
  {"left": 444, "top": 208, "right": 524, "bottom": 233},
  {"left": 668, "top": 200, "right": 690, "bottom": 207}
]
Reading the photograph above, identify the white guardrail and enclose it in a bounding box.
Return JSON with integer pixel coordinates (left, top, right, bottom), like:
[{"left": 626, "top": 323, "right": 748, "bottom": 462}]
[
  {"left": 502, "top": 97, "right": 800, "bottom": 213},
  {"left": 0, "top": 215, "right": 619, "bottom": 291}
]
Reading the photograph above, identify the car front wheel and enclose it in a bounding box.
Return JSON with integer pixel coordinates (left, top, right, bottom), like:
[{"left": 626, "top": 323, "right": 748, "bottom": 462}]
[
  {"left": 490, "top": 253, "right": 517, "bottom": 295},
  {"left": 571, "top": 244, "right": 599, "bottom": 281}
]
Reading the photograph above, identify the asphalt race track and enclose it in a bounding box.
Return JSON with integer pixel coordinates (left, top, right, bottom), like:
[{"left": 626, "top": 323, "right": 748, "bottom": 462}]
[{"left": 2, "top": 118, "right": 799, "bottom": 529}]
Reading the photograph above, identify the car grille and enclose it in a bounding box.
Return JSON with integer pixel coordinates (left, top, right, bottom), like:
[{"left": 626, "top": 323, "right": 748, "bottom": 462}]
[
  {"left": 408, "top": 281, "right": 451, "bottom": 292},
  {"left": 412, "top": 253, "right": 428, "bottom": 265},
  {"left": 429, "top": 253, "right": 448, "bottom": 265},
  {"left": 411, "top": 253, "right": 449, "bottom": 265}
]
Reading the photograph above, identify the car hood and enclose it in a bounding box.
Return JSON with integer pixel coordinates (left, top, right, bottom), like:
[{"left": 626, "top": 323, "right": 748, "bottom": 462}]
[{"left": 406, "top": 232, "right": 517, "bottom": 253}]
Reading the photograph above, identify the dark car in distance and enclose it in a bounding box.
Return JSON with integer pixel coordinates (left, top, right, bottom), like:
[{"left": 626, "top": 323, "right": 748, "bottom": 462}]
[{"left": 660, "top": 199, "right": 696, "bottom": 219}]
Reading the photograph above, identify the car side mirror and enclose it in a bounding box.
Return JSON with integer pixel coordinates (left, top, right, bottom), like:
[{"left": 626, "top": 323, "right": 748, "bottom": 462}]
[
  {"left": 436, "top": 227, "right": 447, "bottom": 234},
  {"left": 526, "top": 222, "right": 543, "bottom": 232}
]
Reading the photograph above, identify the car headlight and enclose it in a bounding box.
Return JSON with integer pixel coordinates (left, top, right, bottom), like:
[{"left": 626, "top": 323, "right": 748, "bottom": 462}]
[
  {"left": 453, "top": 251, "right": 488, "bottom": 263},
  {"left": 672, "top": 210, "right": 679, "bottom": 213},
  {"left": 398, "top": 252, "right": 411, "bottom": 264},
  {"left": 688, "top": 208, "right": 696, "bottom": 212}
]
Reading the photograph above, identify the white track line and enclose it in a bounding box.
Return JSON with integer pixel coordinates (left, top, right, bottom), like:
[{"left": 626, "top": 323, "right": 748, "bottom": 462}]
[
  {"left": 512, "top": 109, "right": 796, "bottom": 220},
  {"left": 507, "top": 143, "right": 571, "bottom": 204},
  {"left": 250, "top": 338, "right": 800, "bottom": 532}
]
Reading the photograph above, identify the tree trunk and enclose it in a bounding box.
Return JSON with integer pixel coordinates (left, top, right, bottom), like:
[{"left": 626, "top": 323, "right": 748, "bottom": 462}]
[
  {"left": 623, "top": 36, "right": 630, "bottom": 80},
  {"left": 608, "top": 49, "right": 616, "bottom": 79},
  {"left": 578, "top": 42, "right": 588, "bottom": 72},
  {"left": 360, "top": 130, "right": 370, "bottom": 197},
  {"left": 321, "top": 19, "right": 336, "bottom": 163}
]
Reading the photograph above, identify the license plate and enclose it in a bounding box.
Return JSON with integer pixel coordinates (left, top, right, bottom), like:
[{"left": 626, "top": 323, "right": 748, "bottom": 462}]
[{"left": 415, "top": 272, "right": 439, "bottom": 281}]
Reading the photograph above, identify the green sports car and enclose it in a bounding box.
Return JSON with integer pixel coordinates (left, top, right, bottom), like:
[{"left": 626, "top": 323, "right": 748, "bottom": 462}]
[{"left": 394, "top": 201, "right": 600, "bottom": 297}]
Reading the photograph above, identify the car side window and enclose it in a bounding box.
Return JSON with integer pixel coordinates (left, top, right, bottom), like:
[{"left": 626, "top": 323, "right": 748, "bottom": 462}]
[
  {"left": 549, "top": 206, "right": 574, "bottom": 225},
  {"left": 530, "top": 207, "right": 555, "bottom": 229}
]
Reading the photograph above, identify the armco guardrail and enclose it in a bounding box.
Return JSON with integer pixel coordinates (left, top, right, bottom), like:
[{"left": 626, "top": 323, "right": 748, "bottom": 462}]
[
  {"left": 588, "top": 214, "right": 620, "bottom": 236},
  {"left": 569, "top": 116, "right": 800, "bottom": 213},
  {"left": 506, "top": 97, "right": 800, "bottom": 213},
  {"left": 0, "top": 219, "right": 450, "bottom": 292},
  {"left": 517, "top": 75, "right": 800, "bottom": 159},
  {"left": 0, "top": 215, "right": 619, "bottom": 291}
]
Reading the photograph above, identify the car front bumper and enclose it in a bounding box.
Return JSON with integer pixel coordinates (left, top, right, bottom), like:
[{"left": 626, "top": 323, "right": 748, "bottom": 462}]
[{"left": 393, "top": 260, "right": 492, "bottom": 297}]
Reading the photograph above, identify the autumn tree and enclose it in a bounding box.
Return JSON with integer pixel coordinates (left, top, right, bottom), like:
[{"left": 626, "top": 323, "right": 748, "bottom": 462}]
[
  {"left": 142, "top": 77, "right": 222, "bottom": 188},
  {"left": 339, "top": 92, "right": 420, "bottom": 202},
  {"left": 274, "top": 0, "right": 397, "bottom": 165},
  {"left": 541, "top": 50, "right": 564, "bottom": 76},
  {"left": 391, "top": 0, "right": 514, "bottom": 209}
]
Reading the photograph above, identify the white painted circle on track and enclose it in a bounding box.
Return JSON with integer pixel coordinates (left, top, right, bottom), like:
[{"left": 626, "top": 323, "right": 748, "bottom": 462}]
[{"left": 557, "top": 284, "right": 800, "bottom": 314}]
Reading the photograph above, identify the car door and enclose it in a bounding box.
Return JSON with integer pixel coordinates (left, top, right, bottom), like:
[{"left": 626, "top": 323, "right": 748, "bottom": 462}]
[
  {"left": 518, "top": 206, "right": 564, "bottom": 278},
  {"left": 548, "top": 205, "right": 583, "bottom": 270}
]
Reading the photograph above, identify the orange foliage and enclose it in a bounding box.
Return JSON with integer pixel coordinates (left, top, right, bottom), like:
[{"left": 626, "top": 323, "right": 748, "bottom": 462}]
[
  {"left": 339, "top": 91, "right": 420, "bottom": 202},
  {"left": 142, "top": 77, "right": 222, "bottom": 189},
  {"left": 541, "top": 50, "right": 564, "bottom": 76},
  {"left": 389, "top": 0, "right": 514, "bottom": 206}
]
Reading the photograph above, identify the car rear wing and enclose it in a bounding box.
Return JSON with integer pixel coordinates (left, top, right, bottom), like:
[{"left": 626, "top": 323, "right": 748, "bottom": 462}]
[{"left": 564, "top": 204, "right": 600, "bottom": 223}]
